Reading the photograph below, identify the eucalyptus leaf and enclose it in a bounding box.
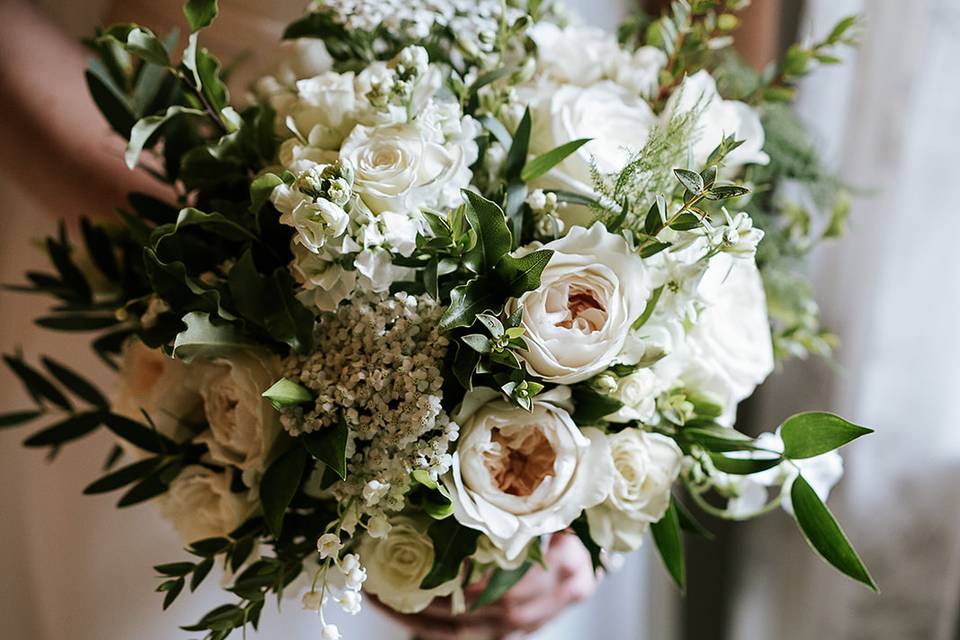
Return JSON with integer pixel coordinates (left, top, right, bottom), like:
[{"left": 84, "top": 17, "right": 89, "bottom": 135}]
[{"left": 791, "top": 475, "right": 877, "bottom": 591}]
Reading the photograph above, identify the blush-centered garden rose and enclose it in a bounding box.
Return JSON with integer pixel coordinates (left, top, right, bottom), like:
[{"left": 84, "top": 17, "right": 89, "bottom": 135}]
[
  {"left": 509, "top": 223, "right": 653, "bottom": 384},
  {"left": 443, "top": 388, "right": 614, "bottom": 560}
]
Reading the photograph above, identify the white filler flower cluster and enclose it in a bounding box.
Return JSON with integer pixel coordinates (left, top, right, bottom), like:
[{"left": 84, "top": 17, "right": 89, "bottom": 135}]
[{"left": 282, "top": 293, "right": 459, "bottom": 517}]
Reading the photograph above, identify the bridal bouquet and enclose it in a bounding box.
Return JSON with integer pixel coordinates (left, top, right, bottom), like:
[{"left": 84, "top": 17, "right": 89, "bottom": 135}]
[{"left": 3, "top": 0, "right": 874, "bottom": 637}]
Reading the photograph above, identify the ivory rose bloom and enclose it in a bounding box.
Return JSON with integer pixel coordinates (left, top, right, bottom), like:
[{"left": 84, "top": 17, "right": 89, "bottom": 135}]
[
  {"left": 194, "top": 350, "right": 283, "bottom": 481},
  {"left": 160, "top": 466, "right": 257, "bottom": 543},
  {"left": 527, "top": 81, "right": 657, "bottom": 226},
  {"left": 586, "top": 430, "right": 683, "bottom": 552},
  {"left": 510, "top": 223, "right": 653, "bottom": 384},
  {"left": 663, "top": 70, "right": 769, "bottom": 171},
  {"left": 357, "top": 516, "right": 459, "bottom": 613},
  {"left": 443, "top": 388, "right": 614, "bottom": 560},
  {"left": 113, "top": 340, "right": 203, "bottom": 443},
  {"left": 339, "top": 118, "right": 474, "bottom": 214},
  {"left": 529, "top": 23, "right": 622, "bottom": 86}
]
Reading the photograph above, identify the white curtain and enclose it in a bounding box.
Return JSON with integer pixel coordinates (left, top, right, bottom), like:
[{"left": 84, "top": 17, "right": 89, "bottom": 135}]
[{"left": 729, "top": 0, "right": 960, "bottom": 638}]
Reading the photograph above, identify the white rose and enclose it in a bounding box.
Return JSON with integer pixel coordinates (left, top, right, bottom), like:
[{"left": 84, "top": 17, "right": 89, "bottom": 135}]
[
  {"left": 605, "top": 369, "right": 668, "bottom": 424},
  {"left": 527, "top": 81, "right": 657, "bottom": 226},
  {"left": 286, "top": 71, "right": 359, "bottom": 149},
  {"left": 529, "top": 23, "right": 623, "bottom": 86},
  {"left": 113, "top": 340, "right": 203, "bottom": 443},
  {"left": 160, "top": 466, "right": 257, "bottom": 543},
  {"left": 586, "top": 429, "right": 682, "bottom": 552},
  {"left": 193, "top": 350, "right": 283, "bottom": 482},
  {"left": 687, "top": 253, "right": 774, "bottom": 403},
  {"left": 611, "top": 46, "right": 667, "bottom": 99},
  {"left": 339, "top": 120, "right": 471, "bottom": 214},
  {"left": 664, "top": 70, "right": 769, "bottom": 171},
  {"left": 357, "top": 516, "right": 459, "bottom": 613},
  {"left": 510, "top": 223, "right": 653, "bottom": 384},
  {"left": 443, "top": 388, "right": 614, "bottom": 560}
]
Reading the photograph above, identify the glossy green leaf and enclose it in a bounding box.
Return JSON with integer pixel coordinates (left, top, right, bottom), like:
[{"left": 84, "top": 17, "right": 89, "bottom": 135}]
[
  {"left": 172, "top": 312, "right": 250, "bottom": 363},
  {"left": 260, "top": 446, "right": 308, "bottom": 538},
  {"left": 650, "top": 499, "right": 685, "bottom": 592},
  {"left": 781, "top": 412, "right": 873, "bottom": 459},
  {"left": 125, "top": 28, "right": 171, "bottom": 67},
  {"left": 674, "top": 168, "right": 704, "bottom": 194},
  {"left": 504, "top": 108, "right": 532, "bottom": 181},
  {"left": 420, "top": 518, "right": 480, "bottom": 589},
  {"left": 494, "top": 249, "right": 554, "bottom": 297},
  {"left": 440, "top": 278, "right": 502, "bottom": 332},
  {"left": 520, "top": 138, "right": 591, "bottom": 183},
  {"left": 184, "top": 0, "right": 219, "bottom": 31},
  {"left": 262, "top": 378, "right": 314, "bottom": 410},
  {"left": 301, "top": 415, "right": 348, "bottom": 480},
  {"left": 708, "top": 452, "right": 782, "bottom": 475},
  {"left": 463, "top": 191, "right": 513, "bottom": 273},
  {"left": 126, "top": 106, "right": 205, "bottom": 169},
  {"left": 791, "top": 474, "right": 877, "bottom": 591},
  {"left": 471, "top": 563, "right": 533, "bottom": 610}
]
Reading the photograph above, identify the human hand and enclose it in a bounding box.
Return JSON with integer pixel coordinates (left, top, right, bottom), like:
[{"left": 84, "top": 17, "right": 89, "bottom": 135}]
[{"left": 374, "top": 533, "right": 599, "bottom": 640}]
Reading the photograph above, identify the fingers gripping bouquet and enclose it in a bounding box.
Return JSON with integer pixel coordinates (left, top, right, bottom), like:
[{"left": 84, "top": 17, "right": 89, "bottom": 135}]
[{"left": 3, "top": 0, "right": 875, "bottom": 637}]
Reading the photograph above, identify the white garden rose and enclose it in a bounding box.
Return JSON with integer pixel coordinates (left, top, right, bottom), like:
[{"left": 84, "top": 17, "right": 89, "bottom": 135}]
[
  {"left": 286, "top": 71, "right": 360, "bottom": 150},
  {"left": 586, "top": 429, "right": 682, "bottom": 552},
  {"left": 663, "top": 70, "right": 769, "bottom": 171},
  {"left": 529, "top": 23, "right": 622, "bottom": 86},
  {"left": 687, "top": 252, "right": 774, "bottom": 403},
  {"left": 611, "top": 46, "right": 667, "bottom": 99},
  {"left": 357, "top": 516, "right": 460, "bottom": 613},
  {"left": 443, "top": 388, "right": 614, "bottom": 560},
  {"left": 510, "top": 223, "right": 653, "bottom": 384},
  {"left": 160, "top": 466, "right": 257, "bottom": 543},
  {"left": 527, "top": 81, "right": 657, "bottom": 226},
  {"left": 113, "top": 340, "right": 203, "bottom": 443},
  {"left": 339, "top": 119, "right": 472, "bottom": 215},
  {"left": 194, "top": 350, "right": 283, "bottom": 483}
]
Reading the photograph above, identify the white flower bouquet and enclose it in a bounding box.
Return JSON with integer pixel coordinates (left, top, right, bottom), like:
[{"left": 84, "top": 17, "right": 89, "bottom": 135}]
[{"left": 2, "top": 0, "right": 874, "bottom": 637}]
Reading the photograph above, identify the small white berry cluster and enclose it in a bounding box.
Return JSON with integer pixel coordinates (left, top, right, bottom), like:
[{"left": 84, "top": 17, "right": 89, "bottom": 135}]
[
  {"left": 302, "top": 534, "right": 368, "bottom": 640},
  {"left": 282, "top": 293, "right": 459, "bottom": 523}
]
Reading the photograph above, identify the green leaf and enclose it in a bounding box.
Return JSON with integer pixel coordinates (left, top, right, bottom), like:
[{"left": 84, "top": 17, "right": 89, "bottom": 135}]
[
  {"left": 494, "top": 249, "right": 554, "bottom": 297},
  {"left": 153, "top": 207, "right": 257, "bottom": 245},
  {"left": 23, "top": 412, "right": 103, "bottom": 448},
  {"left": 125, "top": 106, "right": 205, "bottom": 169},
  {"left": 3, "top": 355, "right": 72, "bottom": 411},
  {"left": 471, "top": 563, "right": 533, "bottom": 610},
  {"left": 668, "top": 212, "right": 701, "bottom": 231},
  {"left": 705, "top": 184, "right": 750, "bottom": 200},
  {"left": 631, "top": 286, "right": 664, "bottom": 331},
  {"left": 85, "top": 66, "right": 135, "bottom": 138},
  {"left": 639, "top": 241, "right": 671, "bottom": 258},
  {"left": 463, "top": 191, "right": 513, "bottom": 273},
  {"left": 260, "top": 446, "right": 308, "bottom": 538},
  {"left": 708, "top": 452, "right": 782, "bottom": 475},
  {"left": 102, "top": 412, "right": 177, "bottom": 454},
  {"left": 571, "top": 386, "right": 622, "bottom": 424},
  {"left": 301, "top": 415, "right": 348, "bottom": 480},
  {"left": 461, "top": 334, "right": 492, "bottom": 354},
  {"left": 674, "top": 168, "right": 704, "bottom": 194},
  {"left": 791, "top": 475, "right": 877, "bottom": 591},
  {"left": 35, "top": 315, "right": 118, "bottom": 332},
  {"left": 520, "top": 138, "right": 591, "bottom": 183},
  {"left": 0, "top": 409, "right": 43, "bottom": 429},
  {"left": 477, "top": 115, "right": 511, "bottom": 148},
  {"left": 781, "top": 412, "right": 873, "bottom": 459},
  {"left": 504, "top": 108, "right": 532, "bottom": 181},
  {"left": 262, "top": 270, "right": 316, "bottom": 353},
  {"left": 84, "top": 456, "right": 163, "bottom": 494},
  {"left": 250, "top": 173, "right": 282, "bottom": 214},
  {"left": 156, "top": 562, "right": 194, "bottom": 577},
  {"left": 41, "top": 356, "right": 109, "bottom": 408},
  {"left": 126, "top": 28, "right": 171, "bottom": 67},
  {"left": 161, "top": 577, "right": 185, "bottom": 610},
  {"left": 420, "top": 518, "right": 480, "bottom": 589},
  {"left": 191, "top": 556, "right": 215, "bottom": 591},
  {"left": 674, "top": 499, "right": 714, "bottom": 540},
  {"left": 172, "top": 312, "right": 251, "bottom": 363},
  {"left": 440, "top": 278, "right": 503, "bottom": 332},
  {"left": 650, "top": 500, "right": 685, "bottom": 592},
  {"left": 184, "top": 0, "right": 219, "bottom": 31},
  {"left": 682, "top": 424, "right": 757, "bottom": 452},
  {"left": 262, "top": 378, "right": 314, "bottom": 410}
]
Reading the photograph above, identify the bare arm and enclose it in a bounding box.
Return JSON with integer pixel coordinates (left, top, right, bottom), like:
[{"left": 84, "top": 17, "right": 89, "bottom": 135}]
[{"left": 0, "top": 0, "right": 171, "bottom": 220}]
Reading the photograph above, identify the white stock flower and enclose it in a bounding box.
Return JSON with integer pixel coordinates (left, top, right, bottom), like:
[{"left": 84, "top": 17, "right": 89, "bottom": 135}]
[
  {"left": 358, "top": 516, "right": 459, "bottom": 613},
  {"left": 443, "top": 388, "right": 614, "bottom": 560},
  {"left": 527, "top": 81, "right": 657, "bottom": 226},
  {"left": 511, "top": 224, "right": 653, "bottom": 384},
  {"left": 664, "top": 70, "right": 769, "bottom": 171},
  {"left": 113, "top": 340, "right": 203, "bottom": 443},
  {"left": 193, "top": 350, "right": 283, "bottom": 481},
  {"left": 586, "top": 429, "right": 683, "bottom": 552},
  {"left": 290, "top": 242, "right": 358, "bottom": 312},
  {"left": 529, "top": 23, "right": 623, "bottom": 86},
  {"left": 283, "top": 198, "right": 350, "bottom": 253},
  {"left": 160, "top": 466, "right": 256, "bottom": 543},
  {"left": 339, "top": 119, "right": 472, "bottom": 214}
]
